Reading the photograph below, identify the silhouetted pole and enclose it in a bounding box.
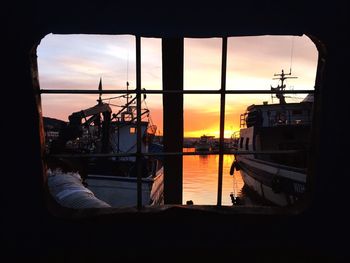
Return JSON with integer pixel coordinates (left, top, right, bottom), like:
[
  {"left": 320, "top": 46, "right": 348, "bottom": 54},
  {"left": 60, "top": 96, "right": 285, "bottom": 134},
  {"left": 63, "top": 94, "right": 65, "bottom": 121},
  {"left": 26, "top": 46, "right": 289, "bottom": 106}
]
[
  {"left": 162, "top": 38, "right": 184, "bottom": 204},
  {"left": 217, "top": 37, "right": 227, "bottom": 206}
]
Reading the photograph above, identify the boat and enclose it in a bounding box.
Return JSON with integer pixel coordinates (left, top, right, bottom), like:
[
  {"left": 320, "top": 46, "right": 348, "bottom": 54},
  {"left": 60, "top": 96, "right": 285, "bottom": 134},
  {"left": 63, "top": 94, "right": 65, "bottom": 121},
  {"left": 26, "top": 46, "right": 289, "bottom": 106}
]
[
  {"left": 195, "top": 135, "right": 215, "bottom": 151},
  {"left": 47, "top": 79, "right": 164, "bottom": 208},
  {"left": 230, "top": 70, "right": 313, "bottom": 206}
]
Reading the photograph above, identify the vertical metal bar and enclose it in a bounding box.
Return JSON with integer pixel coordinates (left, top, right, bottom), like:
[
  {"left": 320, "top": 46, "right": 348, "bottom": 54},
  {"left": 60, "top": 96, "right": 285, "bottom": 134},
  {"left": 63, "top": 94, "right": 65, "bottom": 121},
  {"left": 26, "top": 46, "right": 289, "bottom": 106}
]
[
  {"left": 162, "top": 38, "right": 184, "bottom": 204},
  {"left": 136, "top": 36, "right": 142, "bottom": 209},
  {"left": 217, "top": 37, "right": 227, "bottom": 206}
]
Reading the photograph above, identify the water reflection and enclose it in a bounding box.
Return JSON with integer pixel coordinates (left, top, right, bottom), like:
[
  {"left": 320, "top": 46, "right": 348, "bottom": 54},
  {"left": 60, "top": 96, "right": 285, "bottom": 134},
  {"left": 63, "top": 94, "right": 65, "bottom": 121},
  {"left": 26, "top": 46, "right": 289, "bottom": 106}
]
[
  {"left": 198, "top": 154, "right": 209, "bottom": 164},
  {"left": 183, "top": 148, "right": 244, "bottom": 205}
]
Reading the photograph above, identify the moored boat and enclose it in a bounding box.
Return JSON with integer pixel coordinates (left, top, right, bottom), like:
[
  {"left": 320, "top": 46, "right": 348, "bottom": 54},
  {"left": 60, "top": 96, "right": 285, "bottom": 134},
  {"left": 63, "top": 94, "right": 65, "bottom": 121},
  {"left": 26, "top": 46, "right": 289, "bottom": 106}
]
[
  {"left": 230, "top": 70, "right": 312, "bottom": 206},
  {"left": 47, "top": 79, "right": 164, "bottom": 207},
  {"left": 195, "top": 135, "right": 214, "bottom": 152}
]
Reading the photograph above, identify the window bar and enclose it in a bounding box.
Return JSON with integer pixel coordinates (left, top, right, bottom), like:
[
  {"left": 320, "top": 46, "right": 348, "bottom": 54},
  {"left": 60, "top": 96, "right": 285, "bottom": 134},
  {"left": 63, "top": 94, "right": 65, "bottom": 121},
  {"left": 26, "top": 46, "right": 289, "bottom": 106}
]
[
  {"left": 50, "top": 149, "right": 302, "bottom": 159},
  {"left": 217, "top": 37, "right": 227, "bottom": 206},
  {"left": 40, "top": 89, "right": 314, "bottom": 95},
  {"left": 162, "top": 38, "right": 184, "bottom": 204},
  {"left": 136, "top": 36, "right": 142, "bottom": 209}
]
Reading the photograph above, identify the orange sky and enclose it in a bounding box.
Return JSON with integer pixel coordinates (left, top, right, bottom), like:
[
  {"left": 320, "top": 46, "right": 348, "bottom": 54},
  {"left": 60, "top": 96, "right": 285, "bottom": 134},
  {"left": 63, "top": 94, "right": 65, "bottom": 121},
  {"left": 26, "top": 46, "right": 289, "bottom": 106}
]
[{"left": 38, "top": 34, "right": 318, "bottom": 138}]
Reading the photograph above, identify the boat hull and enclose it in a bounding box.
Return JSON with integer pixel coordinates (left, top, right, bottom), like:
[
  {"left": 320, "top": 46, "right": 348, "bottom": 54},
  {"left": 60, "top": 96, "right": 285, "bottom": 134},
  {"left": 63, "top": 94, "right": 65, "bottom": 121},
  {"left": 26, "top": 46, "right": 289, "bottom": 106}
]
[
  {"left": 195, "top": 144, "right": 211, "bottom": 151},
  {"left": 85, "top": 167, "right": 164, "bottom": 207},
  {"left": 236, "top": 155, "right": 306, "bottom": 206}
]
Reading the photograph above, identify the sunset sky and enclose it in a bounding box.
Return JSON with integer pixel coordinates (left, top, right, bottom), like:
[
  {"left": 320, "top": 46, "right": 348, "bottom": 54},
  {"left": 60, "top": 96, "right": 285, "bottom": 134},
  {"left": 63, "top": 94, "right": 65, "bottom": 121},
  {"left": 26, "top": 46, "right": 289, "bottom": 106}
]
[{"left": 38, "top": 34, "right": 318, "bottom": 138}]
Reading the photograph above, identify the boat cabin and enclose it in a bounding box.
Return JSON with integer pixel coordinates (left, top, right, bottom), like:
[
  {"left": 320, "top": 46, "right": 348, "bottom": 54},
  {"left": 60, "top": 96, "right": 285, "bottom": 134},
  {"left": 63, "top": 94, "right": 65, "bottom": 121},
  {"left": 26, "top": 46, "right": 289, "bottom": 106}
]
[
  {"left": 238, "top": 97, "right": 313, "bottom": 168},
  {"left": 241, "top": 100, "right": 313, "bottom": 128},
  {"left": 110, "top": 121, "right": 149, "bottom": 161}
]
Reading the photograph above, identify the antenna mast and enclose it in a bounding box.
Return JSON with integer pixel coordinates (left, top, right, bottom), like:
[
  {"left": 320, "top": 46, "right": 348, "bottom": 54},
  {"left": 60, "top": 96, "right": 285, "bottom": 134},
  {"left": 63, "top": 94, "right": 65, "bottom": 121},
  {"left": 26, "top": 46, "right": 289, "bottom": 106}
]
[
  {"left": 126, "top": 81, "right": 129, "bottom": 105},
  {"left": 271, "top": 69, "right": 297, "bottom": 104},
  {"left": 98, "top": 77, "right": 103, "bottom": 104},
  {"left": 126, "top": 53, "right": 129, "bottom": 106}
]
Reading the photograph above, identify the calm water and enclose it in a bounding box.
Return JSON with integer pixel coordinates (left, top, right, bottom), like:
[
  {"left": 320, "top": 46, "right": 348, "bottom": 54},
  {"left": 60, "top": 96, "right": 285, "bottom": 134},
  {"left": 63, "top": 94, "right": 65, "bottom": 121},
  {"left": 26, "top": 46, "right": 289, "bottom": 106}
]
[{"left": 183, "top": 148, "right": 244, "bottom": 205}]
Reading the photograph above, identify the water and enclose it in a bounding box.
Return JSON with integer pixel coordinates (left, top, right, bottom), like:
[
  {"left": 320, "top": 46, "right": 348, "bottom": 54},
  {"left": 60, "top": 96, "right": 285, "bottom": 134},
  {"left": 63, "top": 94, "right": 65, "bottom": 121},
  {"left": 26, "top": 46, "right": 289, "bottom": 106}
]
[{"left": 183, "top": 148, "right": 245, "bottom": 205}]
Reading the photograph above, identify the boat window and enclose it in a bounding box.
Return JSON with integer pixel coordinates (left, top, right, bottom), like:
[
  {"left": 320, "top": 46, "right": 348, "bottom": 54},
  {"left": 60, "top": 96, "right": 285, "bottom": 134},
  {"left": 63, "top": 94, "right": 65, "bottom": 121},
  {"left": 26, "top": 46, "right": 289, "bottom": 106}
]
[
  {"left": 245, "top": 138, "right": 249, "bottom": 150},
  {"left": 240, "top": 137, "right": 244, "bottom": 149},
  {"left": 36, "top": 33, "right": 320, "bottom": 214}
]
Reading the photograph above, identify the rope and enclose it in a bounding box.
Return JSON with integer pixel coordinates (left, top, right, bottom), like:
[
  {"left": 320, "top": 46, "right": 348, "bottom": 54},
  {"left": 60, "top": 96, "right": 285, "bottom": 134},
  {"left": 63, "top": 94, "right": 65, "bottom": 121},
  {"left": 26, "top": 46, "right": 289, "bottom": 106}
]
[
  {"left": 143, "top": 99, "right": 154, "bottom": 127},
  {"left": 101, "top": 94, "right": 126, "bottom": 101}
]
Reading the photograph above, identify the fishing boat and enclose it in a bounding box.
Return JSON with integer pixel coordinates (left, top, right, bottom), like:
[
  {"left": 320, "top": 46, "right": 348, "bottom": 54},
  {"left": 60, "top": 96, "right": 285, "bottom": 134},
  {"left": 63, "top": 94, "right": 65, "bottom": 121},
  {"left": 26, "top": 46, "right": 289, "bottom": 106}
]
[
  {"left": 47, "top": 79, "right": 164, "bottom": 208},
  {"left": 230, "top": 70, "right": 313, "bottom": 206},
  {"left": 195, "top": 135, "right": 214, "bottom": 151}
]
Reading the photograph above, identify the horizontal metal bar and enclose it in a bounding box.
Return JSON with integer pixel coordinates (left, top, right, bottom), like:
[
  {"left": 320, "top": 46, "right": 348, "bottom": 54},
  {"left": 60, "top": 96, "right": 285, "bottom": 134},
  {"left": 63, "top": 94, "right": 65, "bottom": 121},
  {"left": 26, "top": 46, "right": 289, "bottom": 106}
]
[
  {"left": 40, "top": 89, "right": 315, "bottom": 95},
  {"left": 40, "top": 89, "right": 136, "bottom": 94},
  {"left": 49, "top": 153, "right": 135, "bottom": 158},
  {"left": 48, "top": 149, "right": 304, "bottom": 159},
  {"left": 144, "top": 150, "right": 304, "bottom": 156}
]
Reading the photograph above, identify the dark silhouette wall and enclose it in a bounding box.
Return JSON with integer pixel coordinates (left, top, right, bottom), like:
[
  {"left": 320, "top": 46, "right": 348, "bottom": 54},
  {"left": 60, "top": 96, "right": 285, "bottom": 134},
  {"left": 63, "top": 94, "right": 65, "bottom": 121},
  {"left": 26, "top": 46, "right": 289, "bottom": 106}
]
[{"left": 3, "top": 1, "right": 349, "bottom": 261}]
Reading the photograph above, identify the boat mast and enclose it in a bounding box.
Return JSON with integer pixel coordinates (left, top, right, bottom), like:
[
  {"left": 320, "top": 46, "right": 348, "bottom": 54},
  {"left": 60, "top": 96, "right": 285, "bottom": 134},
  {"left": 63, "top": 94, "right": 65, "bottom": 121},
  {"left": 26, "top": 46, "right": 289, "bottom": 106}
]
[
  {"left": 125, "top": 53, "right": 133, "bottom": 117},
  {"left": 126, "top": 52, "right": 131, "bottom": 108},
  {"left": 98, "top": 77, "right": 103, "bottom": 104},
  {"left": 271, "top": 69, "right": 297, "bottom": 104}
]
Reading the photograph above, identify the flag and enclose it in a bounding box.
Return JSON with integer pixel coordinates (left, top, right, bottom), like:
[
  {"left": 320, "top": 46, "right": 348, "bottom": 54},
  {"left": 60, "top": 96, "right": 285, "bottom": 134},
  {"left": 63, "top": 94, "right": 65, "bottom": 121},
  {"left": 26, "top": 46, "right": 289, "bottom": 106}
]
[{"left": 98, "top": 77, "right": 102, "bottom": 103}]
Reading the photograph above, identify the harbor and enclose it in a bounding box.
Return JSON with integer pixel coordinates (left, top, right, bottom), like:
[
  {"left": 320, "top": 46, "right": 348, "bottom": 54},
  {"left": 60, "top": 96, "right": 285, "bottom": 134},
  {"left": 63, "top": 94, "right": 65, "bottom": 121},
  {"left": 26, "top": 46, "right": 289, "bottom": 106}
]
[
  {"left": 39, "top": 34, "right": 317, "bottom": 209},
  {"left": 45, "top": 117, "right": 257, "bottom": 207},
  {"left": 44, "top": 69, "right": 312, "bottom": 208}
]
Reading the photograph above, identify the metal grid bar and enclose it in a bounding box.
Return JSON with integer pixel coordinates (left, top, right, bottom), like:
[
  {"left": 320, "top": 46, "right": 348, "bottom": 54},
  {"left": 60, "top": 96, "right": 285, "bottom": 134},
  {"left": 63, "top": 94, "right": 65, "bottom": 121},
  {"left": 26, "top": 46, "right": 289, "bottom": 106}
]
[
  {"left": 217, "top": 37, "right": 227, "bottom": 206},
  {"left": 40, "top": 89, "right": 315, "bottom": 94},
  {"left": 49, "top": 149, "right": 304, "bottom": 158},
  {"left": 136, "top": 36, "right": 142, "bottom": 209}
]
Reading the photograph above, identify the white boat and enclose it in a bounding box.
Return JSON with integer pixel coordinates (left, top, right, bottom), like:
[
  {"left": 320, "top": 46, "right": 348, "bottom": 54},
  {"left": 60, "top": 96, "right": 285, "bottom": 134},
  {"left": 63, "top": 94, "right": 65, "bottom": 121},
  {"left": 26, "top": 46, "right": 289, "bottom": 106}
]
[
  {"left": 47, "top": 80, "right": 164, "bottom": 208},
  {"left": 195, "top": 135, "right": 214, "bottom": 151},
  {"left": 230, "top": 70, "right": 312, "bottom": 206}
]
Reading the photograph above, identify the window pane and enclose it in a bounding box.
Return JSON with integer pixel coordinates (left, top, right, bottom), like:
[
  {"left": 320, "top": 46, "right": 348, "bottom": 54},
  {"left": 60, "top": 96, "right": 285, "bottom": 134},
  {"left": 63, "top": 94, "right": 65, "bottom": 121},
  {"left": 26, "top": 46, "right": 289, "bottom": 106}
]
[
  {"left": 183, "top": 94, "right": 220, "bottom": 205},
  {"left": 141, "top": 38, "right": 162, "bottom": 90},
  {"left": 226, "top": 35, "right": 318, "bottom": 91},
  {"left": 140, "top": 94, "right": 163, "bottom": 153},
  {"left": 37, "top": 34, "right": 136, "bottom": 90},
  {"left": 184, "top": 94, "right": 220, "bottom": 139},
  {"left": 183, "top": 151, "right": 238, "bottom": 205},
  {"left": 184, "top": 38, "right": 222, "bottom": 90}
]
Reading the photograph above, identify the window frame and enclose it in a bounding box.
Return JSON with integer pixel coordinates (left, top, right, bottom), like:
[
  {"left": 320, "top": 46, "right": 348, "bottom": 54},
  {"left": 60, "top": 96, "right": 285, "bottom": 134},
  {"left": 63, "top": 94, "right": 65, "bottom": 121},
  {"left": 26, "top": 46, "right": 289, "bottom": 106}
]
[{"left": 36, "top": 34, "right": 321, "bottom": 215}]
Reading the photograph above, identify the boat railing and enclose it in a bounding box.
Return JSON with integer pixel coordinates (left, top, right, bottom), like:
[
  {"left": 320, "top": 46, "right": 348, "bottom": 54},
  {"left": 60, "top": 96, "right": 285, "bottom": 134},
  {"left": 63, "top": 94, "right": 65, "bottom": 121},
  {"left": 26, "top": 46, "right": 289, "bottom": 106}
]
[
  {"left": 240, "top": 110, "right": 312, "bottom": 128},
  {"left": 267, "top": 117, "right": 312, "bottom": 127},
  {"left": 231, "top": 131, "right": 240, "bottom": 149}
]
